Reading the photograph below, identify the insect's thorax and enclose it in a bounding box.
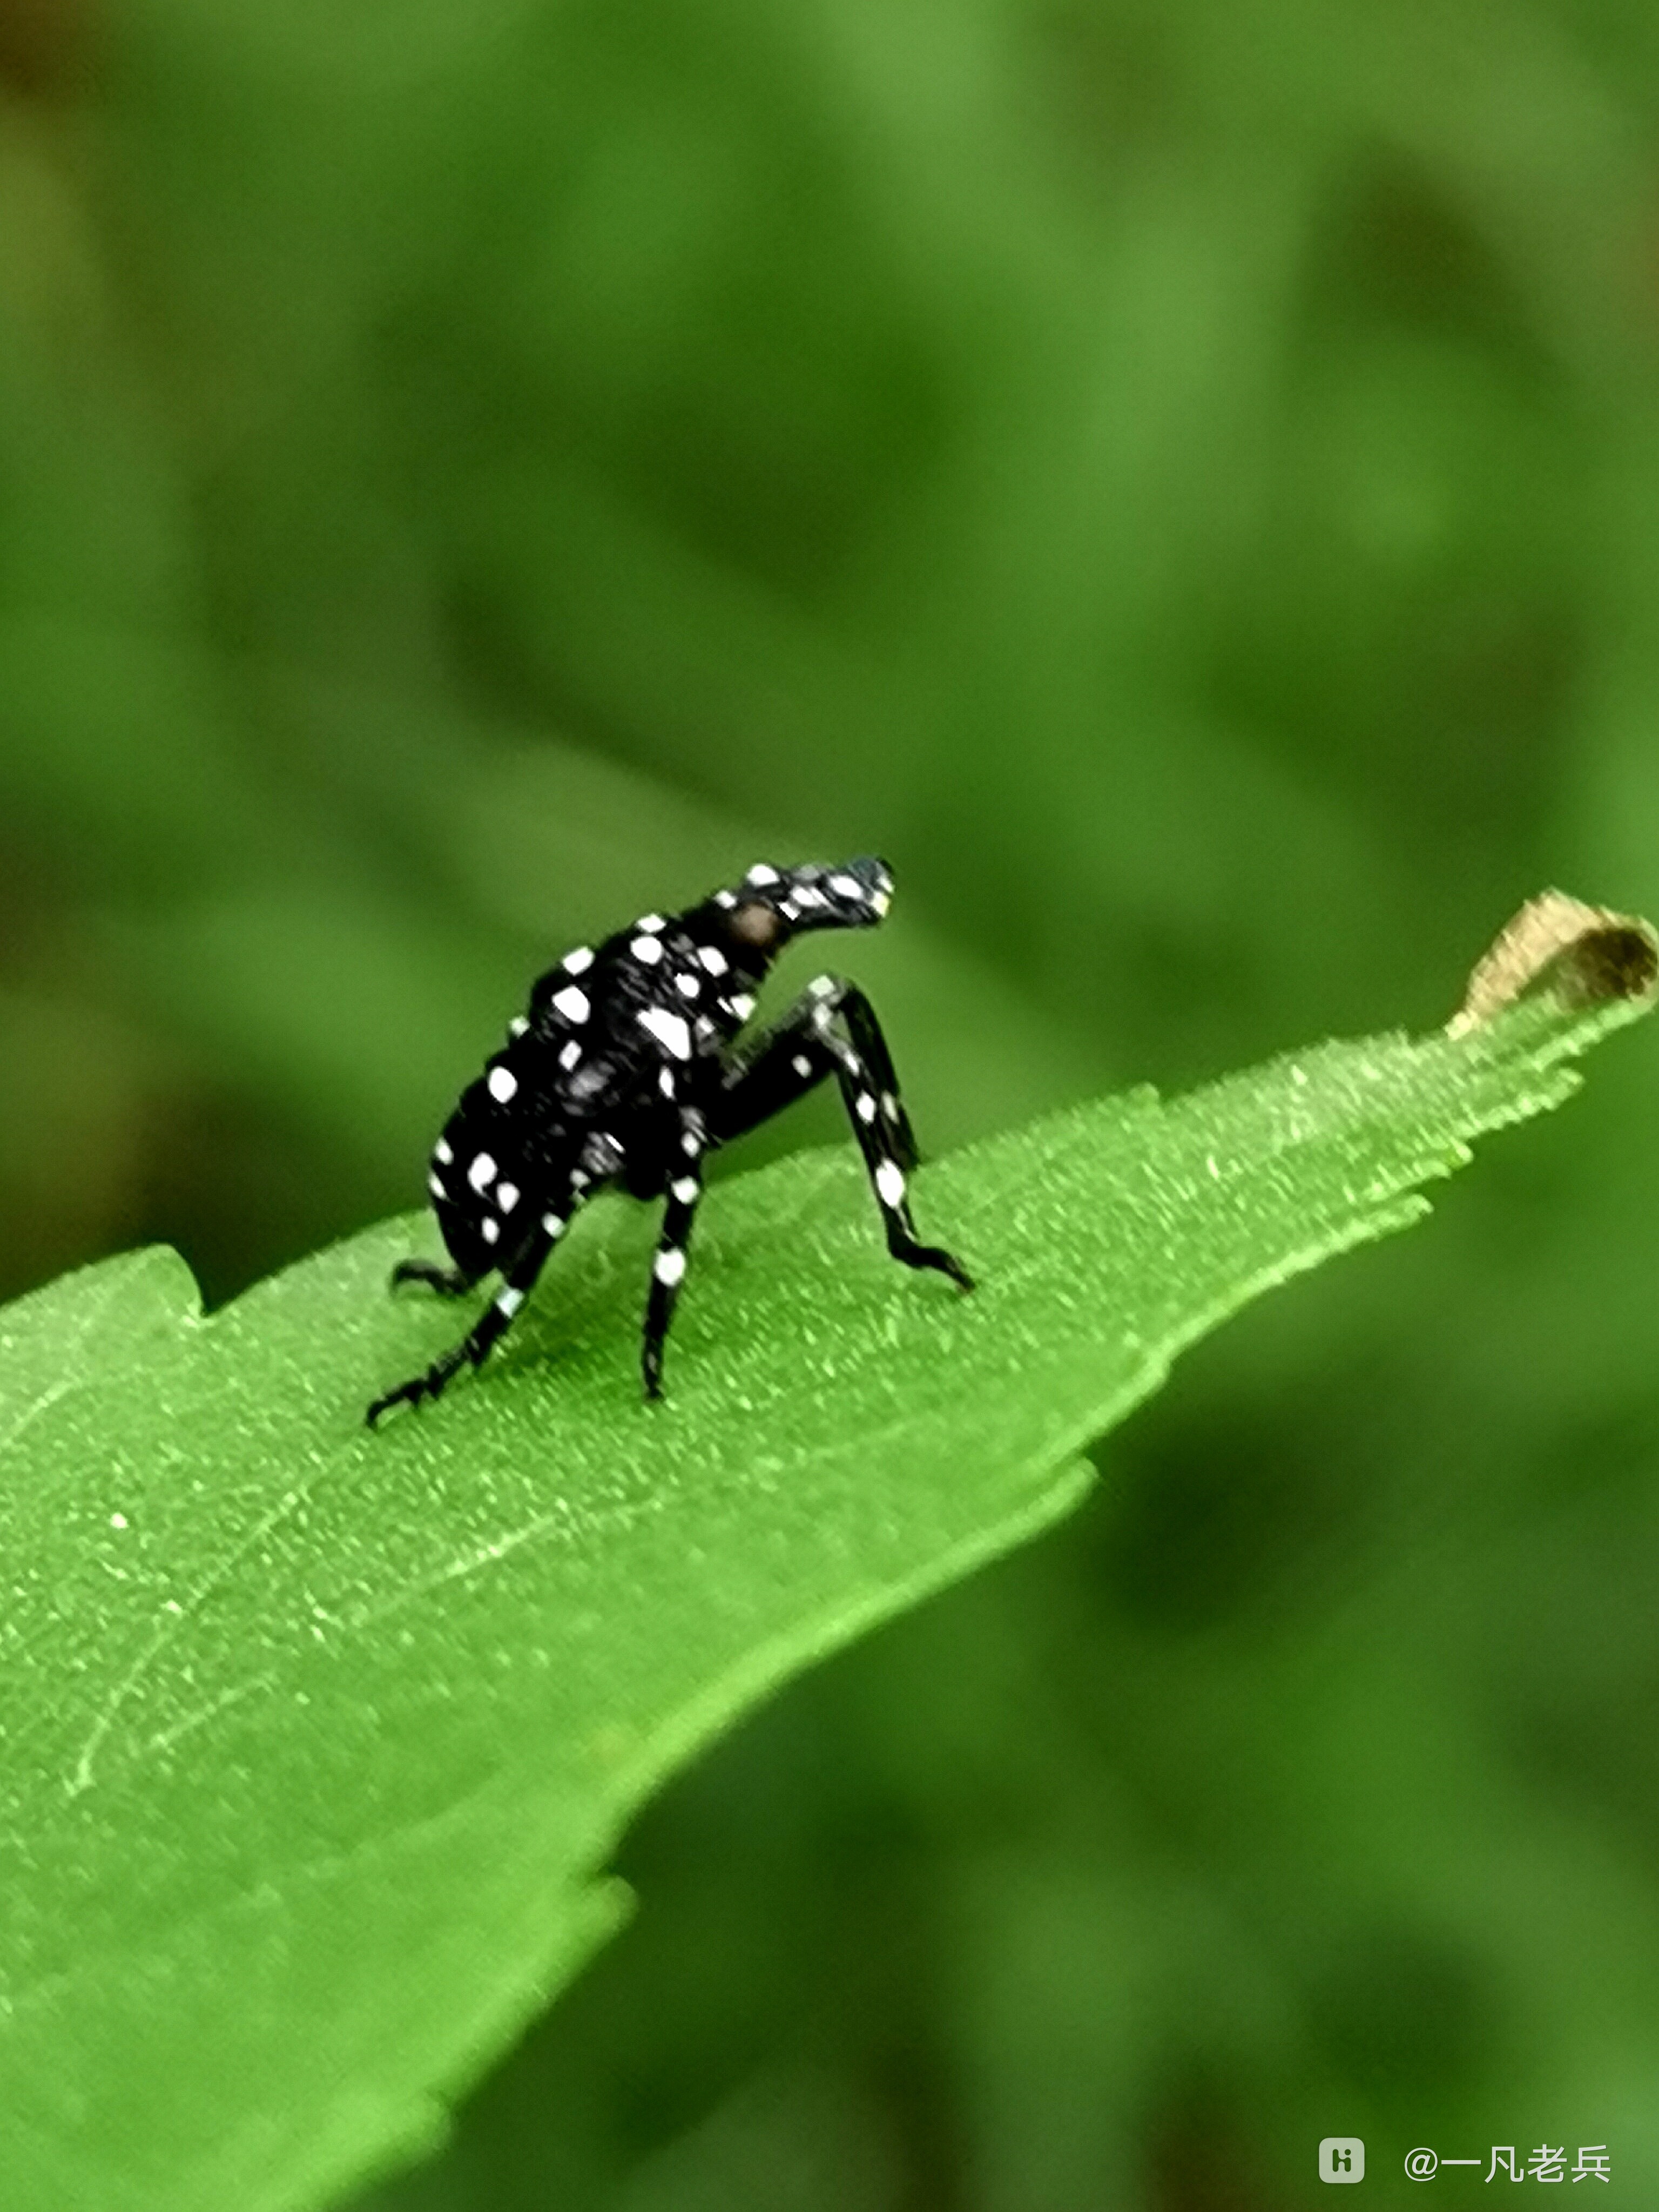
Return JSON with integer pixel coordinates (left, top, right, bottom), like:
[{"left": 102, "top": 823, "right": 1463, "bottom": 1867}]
[
  {"left": 549, "top": 919, "right": 762, "bottom": 1088},
  {"left": 426, "top": 908, "right": 770, "bottom": 1269}
]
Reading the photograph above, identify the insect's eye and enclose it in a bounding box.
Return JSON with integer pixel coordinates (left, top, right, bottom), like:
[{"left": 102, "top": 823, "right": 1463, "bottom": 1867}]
[{"left": 730, "top": 901, "right": 785, "bottom": 950}]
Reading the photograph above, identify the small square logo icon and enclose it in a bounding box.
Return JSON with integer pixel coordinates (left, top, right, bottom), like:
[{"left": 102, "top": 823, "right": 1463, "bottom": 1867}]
[{"left": 1319, "top": 2137, "right": 1365, "bottom": 2183}]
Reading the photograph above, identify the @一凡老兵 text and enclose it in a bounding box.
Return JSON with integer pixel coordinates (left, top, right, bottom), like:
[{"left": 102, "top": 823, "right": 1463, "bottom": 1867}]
[
  {"left": 1394, "top": 2144, "right": 1611, "bottom": 2183},
  {"left": 1319, "top": 2140, "right": 1614, "bottom": 2184}
]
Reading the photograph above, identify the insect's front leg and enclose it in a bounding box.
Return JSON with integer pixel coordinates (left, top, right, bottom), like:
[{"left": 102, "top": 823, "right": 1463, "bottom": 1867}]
[
  {"left": 711, "top": 978, "right": 972, "bottom": 1291},
  {"left": 367, "top": 1198, "right": 575, "bottom": 1426},
  {"left": 832, "top": 983, "right": 921, "bottom": 1173},
  {"left": 641, "top": 1107, "right": 707, "bottom": 1400}
]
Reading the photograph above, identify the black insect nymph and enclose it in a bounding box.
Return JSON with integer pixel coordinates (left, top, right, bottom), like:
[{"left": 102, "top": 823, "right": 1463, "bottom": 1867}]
[{"left": 367, "top": 857, "right": 973, "bottom": 1424}]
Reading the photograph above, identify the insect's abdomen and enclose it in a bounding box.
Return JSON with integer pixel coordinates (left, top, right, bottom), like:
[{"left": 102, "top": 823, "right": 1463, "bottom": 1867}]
[
  {"left": 426, "top": 1067, "right": 562, "bottom": 1276},
  {"left": 421, "top": 926, "right": 730, "bottom": 1274}
]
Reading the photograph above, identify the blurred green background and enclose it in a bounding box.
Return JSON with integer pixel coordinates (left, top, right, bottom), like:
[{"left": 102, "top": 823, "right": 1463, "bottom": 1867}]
[{"left": 5, "top": 0, "right": 1659, "bottom": 2204}]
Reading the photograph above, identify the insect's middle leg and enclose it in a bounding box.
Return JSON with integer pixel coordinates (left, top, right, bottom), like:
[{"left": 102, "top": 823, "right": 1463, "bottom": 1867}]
[
  {"left": 366, "top": 1203, "right": 572, "bottom": 1426},
  {"left": 710, "top": 980, "right": 972, "bottom": 1290},
  {"left": 641, "top": 1110, "right": 707, "bottom": 1400}
]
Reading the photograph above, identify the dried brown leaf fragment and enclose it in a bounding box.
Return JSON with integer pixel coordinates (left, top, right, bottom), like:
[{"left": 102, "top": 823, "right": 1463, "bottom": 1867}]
[{"left": 1447, "top": 891, "right": 1659, "bottom": 1037}]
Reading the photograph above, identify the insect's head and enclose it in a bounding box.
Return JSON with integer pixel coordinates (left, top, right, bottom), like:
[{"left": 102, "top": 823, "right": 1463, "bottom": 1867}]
[{"left": 709, "top": 857, "right": 894, "bottom": 968}]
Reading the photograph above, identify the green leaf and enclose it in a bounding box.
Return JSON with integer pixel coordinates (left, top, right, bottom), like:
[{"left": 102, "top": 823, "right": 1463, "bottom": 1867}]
[{"left": 1, "top": 969, "right": 1650, "bottom": 2212}]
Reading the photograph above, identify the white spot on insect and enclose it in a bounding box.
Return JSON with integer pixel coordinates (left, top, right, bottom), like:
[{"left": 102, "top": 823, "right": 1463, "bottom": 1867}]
[
  {"left": 496, "top": 1286, "right": 525, "bottom": 1317},
  {"left": 638, "top": 1006, "right": 692, "bottom": 1059},
  {"left": 714, "top": 889, "right": 738, "bottom": 908},
  {"left": 671, "top": 1175, "right": 699, "bottom": 1204},
  {"left": 109, "top": 1511, "right": 129, "bottom": 1531},
  {"left": 559, "top": 1039, "right": 582, "bottom": 1070},
  {"left": 880, "top": 1092, "right": 898, "bottom": 1120},
  {"left": 856, "top": 1091, "right": 877, "bottom": 1124},
  {"left": 697, "top": 945, "right": 729, "bottom": 976},
  {"left": 792, "top": 1053, "right": 814, "bottom": 1078},
  {"left": 631, "top": 934, "right": 664, "bottom": 965},
  {"left": 551, "top": 984, "right": 590, "bottom": 1024},
  {"left": 730, "top": 993, "right": 756, "bottom": 1022},
  {"left": 673, "top": 970, "right": 699, "bottom": 999},
  {"left": 635, "top": 913, "right": 666, "bottom": 933},
  {"left": 428, "top": 1172, "right": 446, "bottom": 1199},
  {"left": 541, "top": 1212, "right": 565, "bottom": 1237},
  {"left": 659, "top": 1065, "right": 676, "bottom": 1097},
  {"left": 468, "top": 1151, "right": 497, "bottom": 1192},
  {"left": 871, "top": 885, "right": 891, "bottom": 916},
  {"left": 481, "top": 1217, "right": 501, "bottom": 1245},
  {"left": 875, "top": 1160, "right": 906, "bottom": 1208},
  {"left": 434, "top": 1138, "right": 453, "bottom": 1164},
  {"left": 745, "top": 862, "right": 780, "bottom": 885},
  {"left": 562, "top": 945, "right": 595, "bottom": 974},
  {"left": 496, "top": 1181, "right": 520, "bottom": 1213},
  {"left": 488, "top": 1064, "right": 518, "bottom": 1103},
  {"left": 654, "top": 1247, "right": 686, "bottom": 1287},
  {"left": 584, "top": 1131, "right": 623, "bottom": 1177},
  {"left": 509, "top": 1016, "right": 529, "bottom": 1038},
  {"left": 829, "top": 872, "right": 861, "bottom": 898},
  {"left": 808, "top": 974, "right": 836, "bottom": 999},
  {"left": 792, "top": 883, "right": 825, "bottom": 907},
  {"left": 694, "top": 1015, "right": 716, "bottom": 1040}
]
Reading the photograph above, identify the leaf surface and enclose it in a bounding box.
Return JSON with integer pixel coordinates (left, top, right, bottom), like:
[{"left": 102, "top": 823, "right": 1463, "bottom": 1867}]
[{"left": 0, "top": 985, "right": 1648, "bottom": 2212}]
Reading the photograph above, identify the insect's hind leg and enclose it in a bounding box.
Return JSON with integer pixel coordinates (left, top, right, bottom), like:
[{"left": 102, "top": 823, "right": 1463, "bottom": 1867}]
[
  {"left": 389, "top": 1258, "right": 479, "bottom": 1298},
  {"left": 367, "top": 1209, "right": 570, "bottom": 1426}
]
